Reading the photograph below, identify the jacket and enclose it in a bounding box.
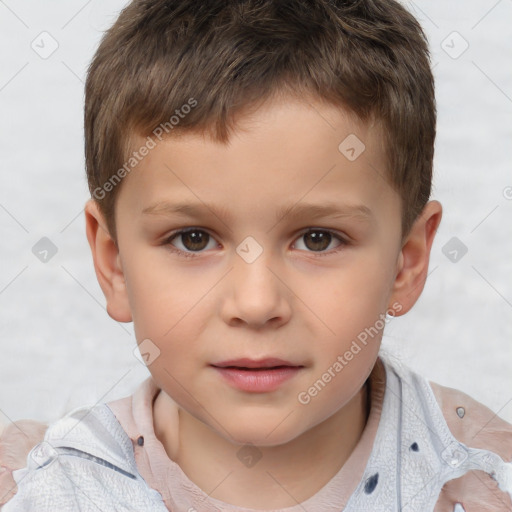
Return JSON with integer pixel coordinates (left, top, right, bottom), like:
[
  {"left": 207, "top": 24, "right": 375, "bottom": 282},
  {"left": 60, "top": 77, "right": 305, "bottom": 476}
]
[{"left": 2, "top": 356, "right": 512, "bottom": 511}]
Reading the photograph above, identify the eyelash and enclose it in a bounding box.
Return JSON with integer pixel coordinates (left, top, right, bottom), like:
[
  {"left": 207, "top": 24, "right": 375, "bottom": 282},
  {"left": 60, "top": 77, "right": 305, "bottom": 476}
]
[{"left": 163, "top": 227, "right": 348, "bottom": 259}]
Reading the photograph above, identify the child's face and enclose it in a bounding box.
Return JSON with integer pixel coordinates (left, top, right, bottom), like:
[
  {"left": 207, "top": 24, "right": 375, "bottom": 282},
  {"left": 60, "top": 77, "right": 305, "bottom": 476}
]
[{"left": 93, "top": 96, "right": 413, "bottom": 446}]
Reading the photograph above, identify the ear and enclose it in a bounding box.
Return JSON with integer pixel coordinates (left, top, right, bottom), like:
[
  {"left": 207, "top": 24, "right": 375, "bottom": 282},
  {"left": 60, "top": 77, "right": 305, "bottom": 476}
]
[
  {"left": 84, "top": 200, "right": 132, "bottom": 323},
  {"left": 388, "top": 200, "right": 442, "bottom": 315}
]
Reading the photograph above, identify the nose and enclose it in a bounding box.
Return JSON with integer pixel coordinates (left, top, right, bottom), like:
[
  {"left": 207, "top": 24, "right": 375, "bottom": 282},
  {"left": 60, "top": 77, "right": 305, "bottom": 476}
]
[{"left": 220, "top": 246, "right": 292, "bottom": 329}]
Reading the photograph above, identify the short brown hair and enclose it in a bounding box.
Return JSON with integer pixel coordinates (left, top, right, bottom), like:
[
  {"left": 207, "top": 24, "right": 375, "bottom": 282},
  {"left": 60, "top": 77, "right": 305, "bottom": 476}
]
[{"left": 85, "top": 0, "right": 435, "bottom": 240}]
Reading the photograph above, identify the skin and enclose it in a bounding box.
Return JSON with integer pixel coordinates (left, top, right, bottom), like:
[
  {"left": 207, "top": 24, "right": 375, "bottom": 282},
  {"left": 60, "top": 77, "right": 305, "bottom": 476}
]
[{"left": 85, "top": 93, "right": 442, "bottom": 508}]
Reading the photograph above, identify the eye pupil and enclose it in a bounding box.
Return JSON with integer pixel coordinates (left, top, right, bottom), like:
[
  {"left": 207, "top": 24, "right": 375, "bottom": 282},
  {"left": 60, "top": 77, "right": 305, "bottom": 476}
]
[
  {"left": 183, "top": 230, "right": 208, "bottom": 251},
  {"left": 304, "top": 231, "right": 331, "bottom": 251}
]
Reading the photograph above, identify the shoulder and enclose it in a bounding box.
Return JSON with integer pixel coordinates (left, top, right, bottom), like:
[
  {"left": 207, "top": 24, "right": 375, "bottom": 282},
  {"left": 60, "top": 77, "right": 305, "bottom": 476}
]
[
  {"left": 379, "top": 355, "right": 512, "bottom": 511},
  {"left": 1, "top": 403, "right": 167, "bottom": 511},
  {"left": 379, "top": 355, "right": 512, "bottom": 458},
  {"left": 428, "top": 380, "right": 512, "bottom": 461},
  {"left": 429, "top": 379, "right": 512, "bottom": 511},
  {"left": 0, "top": 419, "right": 48, "bottom": 506}
]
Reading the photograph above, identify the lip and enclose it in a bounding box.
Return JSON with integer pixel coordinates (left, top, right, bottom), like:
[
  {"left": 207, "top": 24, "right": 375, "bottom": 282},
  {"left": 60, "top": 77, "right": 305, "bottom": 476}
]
[
  {"left": 210, "top": 358, "right": 304, "bottom": 393},
  {"left": 211, "top": 357, "right": 300, "bottom": 369}
]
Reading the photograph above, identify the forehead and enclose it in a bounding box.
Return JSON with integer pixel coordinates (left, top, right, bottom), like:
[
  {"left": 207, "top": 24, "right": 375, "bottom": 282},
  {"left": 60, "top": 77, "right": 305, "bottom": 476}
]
[{"left": 116, "top": 96, "right": 398, "bottom": 229}]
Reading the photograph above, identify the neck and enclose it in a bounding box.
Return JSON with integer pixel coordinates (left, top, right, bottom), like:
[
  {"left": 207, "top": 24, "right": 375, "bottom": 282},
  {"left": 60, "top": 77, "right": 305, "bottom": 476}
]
[{"left": 154, "top": 379, "right": 370, "bottom": 509}]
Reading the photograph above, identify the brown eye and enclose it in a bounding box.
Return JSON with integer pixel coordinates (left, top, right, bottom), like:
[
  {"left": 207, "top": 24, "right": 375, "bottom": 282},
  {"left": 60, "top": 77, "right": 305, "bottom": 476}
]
[
  {"left": 303, "top": 231, "right": 331, "bottom": 251},
  {"left": 168, "top": 229, "right": 215, "bottom": 254},
  {"left": 294, "top": 229, "right": 346, "bottom": 255},
  {"left": 165, "top": 227, "right": 347, "bottom": 259}
]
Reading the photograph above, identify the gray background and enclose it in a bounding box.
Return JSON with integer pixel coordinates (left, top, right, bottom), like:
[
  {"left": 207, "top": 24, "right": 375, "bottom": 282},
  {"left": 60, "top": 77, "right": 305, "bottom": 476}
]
[{"left": 0, "top": 0, "right": 511, "bottom": 427}]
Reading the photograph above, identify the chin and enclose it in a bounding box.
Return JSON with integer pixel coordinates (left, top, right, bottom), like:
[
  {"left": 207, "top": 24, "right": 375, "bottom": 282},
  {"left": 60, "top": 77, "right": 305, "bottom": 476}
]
[{"left": 221, "top": 419, "right": 305, "bottom": 448}]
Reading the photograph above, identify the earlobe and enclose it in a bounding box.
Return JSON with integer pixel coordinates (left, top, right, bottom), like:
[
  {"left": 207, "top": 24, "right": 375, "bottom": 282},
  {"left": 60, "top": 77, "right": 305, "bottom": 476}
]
[
  {"left": 84, "top": 200, "right": 132, "bottom": 323},
  {"left": 388, "top": 200, "right": 442, "bottom": 315}
]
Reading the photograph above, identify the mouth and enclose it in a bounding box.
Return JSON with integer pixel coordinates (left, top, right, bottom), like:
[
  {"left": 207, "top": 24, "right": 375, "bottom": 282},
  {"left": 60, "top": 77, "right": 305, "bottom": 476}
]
[
  {"left": 211, "top": 357, "right": 304, "bottom": 370},
  {"left": 210, "top": 358, "right": 305, "bottom": 392},
  {"left": 216, "top": 366, "right": 296, "bottom": 371}
]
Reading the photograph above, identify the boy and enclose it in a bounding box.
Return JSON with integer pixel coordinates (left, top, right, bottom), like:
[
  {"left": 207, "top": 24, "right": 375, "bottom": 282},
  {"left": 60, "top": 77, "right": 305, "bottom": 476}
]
[{"left": 1, "top": 0, "right": 512, "bottom": 510}]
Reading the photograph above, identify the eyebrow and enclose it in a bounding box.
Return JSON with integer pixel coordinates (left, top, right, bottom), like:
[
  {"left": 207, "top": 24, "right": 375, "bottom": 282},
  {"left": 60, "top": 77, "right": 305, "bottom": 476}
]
[{"left": 142, "top": 200, "right": 373, "bottom": 225}]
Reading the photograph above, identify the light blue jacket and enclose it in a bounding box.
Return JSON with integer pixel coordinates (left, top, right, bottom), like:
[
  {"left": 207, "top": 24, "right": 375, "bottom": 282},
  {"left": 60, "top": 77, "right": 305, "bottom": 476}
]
[
  {"left": 3, "top": 404, "right": 168, "bottom": 511},
  {"left": 4, "top": 356, "right": 512, "bottom": 511}
]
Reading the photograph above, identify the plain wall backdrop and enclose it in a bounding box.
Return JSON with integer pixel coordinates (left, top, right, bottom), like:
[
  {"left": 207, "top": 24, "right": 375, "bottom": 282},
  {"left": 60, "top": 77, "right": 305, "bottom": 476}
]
[{"left": 0, "top": 0, "right": 511, "bottom": 428}]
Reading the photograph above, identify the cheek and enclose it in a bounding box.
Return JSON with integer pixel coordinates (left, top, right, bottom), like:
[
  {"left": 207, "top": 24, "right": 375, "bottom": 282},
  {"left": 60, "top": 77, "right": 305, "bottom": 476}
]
[
  {"left": 326, "top": 254, "right": 395, "bottom": 317},
  {"left": 122, "top": 253, "right": 212, "bottom": 377},
  {"left": 308, "top": 252, "right": 396, "bottom": 356},
  {"left": 122, "top": 250, "right": 207, "bottom": 336}
]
